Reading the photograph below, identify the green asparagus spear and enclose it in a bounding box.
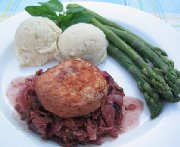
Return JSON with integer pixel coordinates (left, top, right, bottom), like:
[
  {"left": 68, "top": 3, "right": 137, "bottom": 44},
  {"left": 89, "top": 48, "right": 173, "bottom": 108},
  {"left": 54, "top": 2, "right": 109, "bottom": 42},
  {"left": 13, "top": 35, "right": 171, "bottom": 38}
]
[
  {"left": 91, "top": 18, "right": 179, "bottom": 102},
  {"left": 105, "top": 26, "right": 168, "bottom": 70},
  {"left": 108, "top": 44, "right": 162, "bottom": 118},
  {"left": 91, "top": 8, "right": 180, "bottom": 78},
  {"left": 105, "top": 25, "right": 175, "bottom": 70},
  {"left": 106, "top": 25, "right": 180, "bottom": 94},
  {"left": 152, "top": 47, "right": 173, "bottom": 67}
]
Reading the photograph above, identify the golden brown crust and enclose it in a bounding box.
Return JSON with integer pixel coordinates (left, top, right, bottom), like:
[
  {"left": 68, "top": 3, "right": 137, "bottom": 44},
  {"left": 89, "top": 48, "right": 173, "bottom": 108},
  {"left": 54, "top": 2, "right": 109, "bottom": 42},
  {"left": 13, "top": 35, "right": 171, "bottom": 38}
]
[{"left": 35, "top": 58, "right": 107, "bottom": 118}]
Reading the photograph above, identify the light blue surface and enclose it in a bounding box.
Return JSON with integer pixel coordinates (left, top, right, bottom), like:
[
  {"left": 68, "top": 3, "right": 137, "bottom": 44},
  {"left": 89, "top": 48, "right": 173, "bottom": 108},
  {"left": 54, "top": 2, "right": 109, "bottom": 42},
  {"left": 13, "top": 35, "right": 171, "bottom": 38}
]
[
  {"left": 0, "top": 0, "right": 180, "bottom": 13},
  {"left": 0, "top": 0, "right": 180, "bottom": 30}
]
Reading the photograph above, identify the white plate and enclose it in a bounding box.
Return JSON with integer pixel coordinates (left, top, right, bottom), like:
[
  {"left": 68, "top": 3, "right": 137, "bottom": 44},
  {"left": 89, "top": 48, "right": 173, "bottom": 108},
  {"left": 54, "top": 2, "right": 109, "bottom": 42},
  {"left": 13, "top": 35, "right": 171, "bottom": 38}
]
[{"left": 0, "top": 2, "right": 180, "bottom": 147}]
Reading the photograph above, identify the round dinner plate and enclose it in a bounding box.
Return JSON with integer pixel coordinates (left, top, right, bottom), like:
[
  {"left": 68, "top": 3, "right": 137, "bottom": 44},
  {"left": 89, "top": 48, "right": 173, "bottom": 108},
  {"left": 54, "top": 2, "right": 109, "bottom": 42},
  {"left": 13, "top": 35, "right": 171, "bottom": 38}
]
[{"left": 0, "top": 2, "right": 180, "bottom": 147}]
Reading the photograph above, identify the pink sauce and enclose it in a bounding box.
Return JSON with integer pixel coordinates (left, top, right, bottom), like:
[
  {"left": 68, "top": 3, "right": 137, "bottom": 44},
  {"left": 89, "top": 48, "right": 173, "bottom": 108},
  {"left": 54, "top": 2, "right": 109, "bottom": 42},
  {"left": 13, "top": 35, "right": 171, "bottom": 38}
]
[
  {"left": 6, "top": 77, "right": 144, "bottom": 134},
  {"left": 121, "top": 96, "right": 144, "bottom": 132},
  {"left": 6, "top": 77, "right": 27, "bottom": 106}
]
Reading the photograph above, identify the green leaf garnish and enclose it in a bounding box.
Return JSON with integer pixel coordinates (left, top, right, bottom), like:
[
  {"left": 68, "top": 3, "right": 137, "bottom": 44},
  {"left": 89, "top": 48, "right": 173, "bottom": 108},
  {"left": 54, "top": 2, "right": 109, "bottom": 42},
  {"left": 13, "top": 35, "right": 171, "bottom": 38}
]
[
  {"left": 59, "top": 14, "right": 73, "bottom": 30},
  {"left": 70, "top": 11, "right": 94, "bottom": 24},
  {"left": 25, "top": 6, "right": 58, "bottom": 20},
  {"left": 66, "top": 7, "right": 85, "bottom": 14},
  {"left": 39, "top": 0, "right": 63, "bottom": 12},
  {"left": 25, "top": 0, "right": 95, "bottom": 30},
  {"left": 60, "top": 11, "right": 95, "bottom": 30}
]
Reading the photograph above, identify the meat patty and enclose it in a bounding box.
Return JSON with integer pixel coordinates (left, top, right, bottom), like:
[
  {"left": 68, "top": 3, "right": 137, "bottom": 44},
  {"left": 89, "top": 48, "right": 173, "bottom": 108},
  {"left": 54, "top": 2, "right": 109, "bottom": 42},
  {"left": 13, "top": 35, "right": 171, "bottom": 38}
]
[{"left": 35, "top": 58, "right": 107, "bottom": 118}]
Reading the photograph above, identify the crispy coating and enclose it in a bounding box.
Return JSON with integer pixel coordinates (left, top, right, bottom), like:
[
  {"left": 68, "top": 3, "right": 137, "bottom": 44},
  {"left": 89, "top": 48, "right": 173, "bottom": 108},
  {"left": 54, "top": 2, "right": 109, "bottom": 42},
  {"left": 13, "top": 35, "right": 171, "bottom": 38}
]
[{"left": 35, "top": 59, "right": 107, "bottom": 118}]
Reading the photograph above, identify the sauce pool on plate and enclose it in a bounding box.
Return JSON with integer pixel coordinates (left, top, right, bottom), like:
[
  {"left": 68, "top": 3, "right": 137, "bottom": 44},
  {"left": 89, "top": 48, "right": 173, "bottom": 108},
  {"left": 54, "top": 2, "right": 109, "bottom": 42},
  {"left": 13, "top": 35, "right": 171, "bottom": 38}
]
[
  {"left": 6, "top": 77, "right": 144, "bottom": 134},
  {"left": 122, "top": 96, "right": 144, "bottom": 132}
]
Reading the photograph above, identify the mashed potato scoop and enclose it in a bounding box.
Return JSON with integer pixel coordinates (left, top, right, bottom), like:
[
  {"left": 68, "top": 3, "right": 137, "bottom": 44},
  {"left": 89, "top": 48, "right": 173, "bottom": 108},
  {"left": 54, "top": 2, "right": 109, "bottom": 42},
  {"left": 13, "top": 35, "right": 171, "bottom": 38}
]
[
  {"left": 15, "top": 16, "right": 62, "bottom": 66},
  {"left": 55, "top": 23, "right": 108, "bottom": 65}
]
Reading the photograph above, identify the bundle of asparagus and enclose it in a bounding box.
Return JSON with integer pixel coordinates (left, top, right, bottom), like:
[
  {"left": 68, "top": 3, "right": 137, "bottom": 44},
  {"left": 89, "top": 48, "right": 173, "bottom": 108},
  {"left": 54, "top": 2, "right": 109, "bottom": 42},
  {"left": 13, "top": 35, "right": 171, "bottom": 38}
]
[{"left": 67, "top": 4, "right": 180, "bottom": 118}]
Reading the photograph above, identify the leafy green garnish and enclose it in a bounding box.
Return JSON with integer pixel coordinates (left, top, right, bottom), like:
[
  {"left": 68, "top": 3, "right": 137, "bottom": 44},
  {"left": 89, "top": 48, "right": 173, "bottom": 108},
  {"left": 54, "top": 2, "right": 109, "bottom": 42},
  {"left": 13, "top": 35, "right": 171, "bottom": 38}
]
[
  {"left": 38, "top": 0, "right": 63, "bottom": 12},
  {"left": 60, "top": 11, "right": 94, "bottom": 30},
  {"left": 25, "top": 6, "right": 58, "bottom": 20},
  {"left": 25, "top": 0, "right": 95, "bottom": 30},
  {"left": 59, "top": 14, "right": 73, "bottom": 30},
  {"left": 66, "top": 7, "right": 85, "bottom": 14}
]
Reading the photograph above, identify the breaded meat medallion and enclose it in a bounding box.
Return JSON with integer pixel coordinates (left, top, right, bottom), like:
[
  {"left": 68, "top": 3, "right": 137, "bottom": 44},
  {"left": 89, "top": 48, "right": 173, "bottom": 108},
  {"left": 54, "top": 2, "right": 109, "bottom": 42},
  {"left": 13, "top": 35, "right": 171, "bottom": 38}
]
[{"left": 35, "top": 58, "right": 108, "bottom": 118}]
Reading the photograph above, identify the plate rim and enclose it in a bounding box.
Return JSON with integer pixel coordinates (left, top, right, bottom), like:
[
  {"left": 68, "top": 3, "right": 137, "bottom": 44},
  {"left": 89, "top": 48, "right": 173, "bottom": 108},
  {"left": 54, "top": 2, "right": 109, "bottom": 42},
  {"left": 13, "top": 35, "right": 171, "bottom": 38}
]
[{"left": 0, "top": 2, "right": 180, "bottom": 147}]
